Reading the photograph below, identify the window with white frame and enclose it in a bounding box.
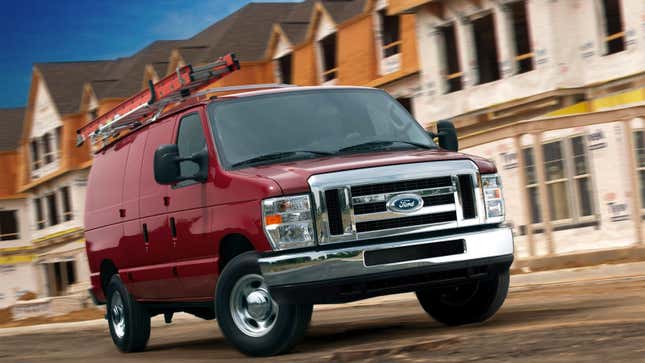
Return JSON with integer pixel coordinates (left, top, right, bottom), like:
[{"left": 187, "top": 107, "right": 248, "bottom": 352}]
[
  {"left": 55, "top": 126, "right": 62, "bottom": 156},
  {"left": 60, "top": 186, "right": 73, "bottom": 222},
  {"left": 30, "top": 126, "right": 62, "bottom": 175},
  {"left": 570, "top": 136, "right": 594, "bottom": 218},
  {"left": 379, "top": 10, "right": 401, "bottom": 58},
  {"left": 523, "top": 148, "right": 542, "bottom": 224},
  {"left": 33, "top": 198, "right": 45, "bottom": 230},
  {"left": 599, "top": 0, "right": 625, "bottom": 55},
  {"left": 30, "top": 139, "right": 41, "bottom": 171},
  {"left": 525, "top": 136, "right": 594, "bottom": 224},
  {"left": 543, "top": 140, "right": 571, "bottom": 221},
  {"left": 276, "top": 53, "right": 293, "bottom": 84},
  {"left": 46, "top": 193, "right": 59, "bottom": 226},
  {"left": 0, "top": 210, "right": 19, "bottom": 241},
  {"left": 34, "top": 187, "right": 73, "bottom": 230},
  {"left": 42, "top": 133, "right": 54, "bottom": 165},
  {"left": 319, "top": 33, "right": 338, "bottom": 82}
]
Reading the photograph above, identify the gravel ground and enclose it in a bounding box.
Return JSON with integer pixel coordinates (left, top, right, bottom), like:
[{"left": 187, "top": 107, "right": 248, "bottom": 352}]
[{"left": 1, "top": 269, "right": 644, "bottom": 362}]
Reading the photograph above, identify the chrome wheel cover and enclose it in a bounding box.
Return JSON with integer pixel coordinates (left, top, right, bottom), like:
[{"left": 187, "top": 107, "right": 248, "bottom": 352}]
[
  {"left": 110, "top": 291, "right": 126, "bottom": 339},
  {"left": 229, "top": 274, "right": 279, "bottom": 337}
]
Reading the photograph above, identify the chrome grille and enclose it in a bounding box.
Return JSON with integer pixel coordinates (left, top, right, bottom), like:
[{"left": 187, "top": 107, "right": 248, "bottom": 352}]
[
  {"left": 353, "top": 187, "right": 456, "bottom": 215},
  {"left": 308, "top": 160, "right": 485, "bottom": 244},
  {"left": 351, "top": 176, "right": 452, "bottom": 196},
  {"left": 356, "top": 211, "right": 457, "bottom": 233}
]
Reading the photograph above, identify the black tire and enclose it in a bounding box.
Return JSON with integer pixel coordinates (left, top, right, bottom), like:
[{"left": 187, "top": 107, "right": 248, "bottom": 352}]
[
  {"left": 416, "top": 267, "right": 509, "bottom": 326},
  {"left": 105, "top": 275, "right": 151, "bottom": 352},
  {"left": 215, "top": 252, "right": 313, "bottom": 357}
]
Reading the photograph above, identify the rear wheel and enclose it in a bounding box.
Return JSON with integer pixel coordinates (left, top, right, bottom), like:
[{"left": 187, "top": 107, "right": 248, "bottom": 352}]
[
  {"left": 215, "top": 252, "right": 312, "bottom": 357},
  {"left": 416, "top": 267, "right": 509, "bottom": 326},
  {"left": 106, "top": 275, "right": 151, "bottom": 352}
]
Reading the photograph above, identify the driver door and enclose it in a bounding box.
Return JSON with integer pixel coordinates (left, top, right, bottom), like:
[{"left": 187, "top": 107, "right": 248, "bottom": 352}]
[{"left": 166, "top": 108, "right": 218, "bottom": 299}]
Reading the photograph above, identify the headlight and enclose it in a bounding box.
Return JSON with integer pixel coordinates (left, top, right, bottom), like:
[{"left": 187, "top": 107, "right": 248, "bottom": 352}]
[
  {"left": 262, "top": 195, "right": 316, "bottom": 250},
  {"left": 481, "top": 174, "right": 505, "bottom": 223}
]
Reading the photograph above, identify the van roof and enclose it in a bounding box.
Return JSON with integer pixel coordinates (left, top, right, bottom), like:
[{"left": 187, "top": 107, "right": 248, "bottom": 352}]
[
  {"left": 214, "top": 85, "right": 376, "bottom": 100},
  {"left": 98, "top": 85, "right": 378, "bottom": 154}
]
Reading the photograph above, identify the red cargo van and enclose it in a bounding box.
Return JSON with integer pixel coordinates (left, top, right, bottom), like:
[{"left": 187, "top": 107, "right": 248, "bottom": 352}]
[{"left": 84, "top": 86, "right": 513, "bottom": 356}]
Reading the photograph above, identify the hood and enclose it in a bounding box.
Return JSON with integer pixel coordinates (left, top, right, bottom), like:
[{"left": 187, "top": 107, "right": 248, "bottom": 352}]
[{"left": 234, "top": 149, "right": 497, "bottom": 195}]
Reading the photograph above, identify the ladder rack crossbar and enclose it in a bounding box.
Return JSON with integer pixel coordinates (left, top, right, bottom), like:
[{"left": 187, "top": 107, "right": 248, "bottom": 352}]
[{"left": 76, "top": 53, "right": 241, "bottom": 149}]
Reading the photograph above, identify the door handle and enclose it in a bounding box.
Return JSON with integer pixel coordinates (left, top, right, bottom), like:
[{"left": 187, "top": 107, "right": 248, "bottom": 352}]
[
  {"left": 169, "top": 217, "right": 177, "bottom": 238},
  {"left": 143, "top": 223, "right": 149, "bottom": 243}
]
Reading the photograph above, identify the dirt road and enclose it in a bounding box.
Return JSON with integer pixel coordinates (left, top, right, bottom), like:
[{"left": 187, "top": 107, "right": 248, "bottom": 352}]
[{"left": 1, "top": 276, "right": 644, "bottom": 362}]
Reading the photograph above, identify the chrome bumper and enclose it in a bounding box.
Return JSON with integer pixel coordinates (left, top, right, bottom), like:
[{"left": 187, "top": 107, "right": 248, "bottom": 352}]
[{"left": 259, "top": 226, "right": 514, "bottom": 287}]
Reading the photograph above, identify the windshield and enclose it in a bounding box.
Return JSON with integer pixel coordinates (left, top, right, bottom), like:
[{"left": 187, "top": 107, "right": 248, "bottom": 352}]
[{"left": 207, "top": 88, "right": 436, "bottom": 168}]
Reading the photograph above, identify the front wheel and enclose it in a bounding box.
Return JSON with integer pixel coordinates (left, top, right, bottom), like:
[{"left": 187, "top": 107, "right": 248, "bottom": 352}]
[
  {"left": 416, "top": 267, "right": 509, "bottom": 326},
  {"left": 105, "top": 275, "right": 151, "bottom": 352},
  {"left": 215, "top": 252, "right": 313, "bottom": 357}
]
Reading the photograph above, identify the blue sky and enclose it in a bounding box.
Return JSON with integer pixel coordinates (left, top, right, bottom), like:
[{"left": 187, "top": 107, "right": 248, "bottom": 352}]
[{"left": 0, "top": 0, "right": 300, "bottom": 108}]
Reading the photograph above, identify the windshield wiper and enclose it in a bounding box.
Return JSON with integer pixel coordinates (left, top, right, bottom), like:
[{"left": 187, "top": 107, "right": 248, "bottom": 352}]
[
  {"left": 337, "top": 140, "right": 435, "bottom": 153},
  {"left": 231, "top": 150, "right": 333, "bottom": 168}
]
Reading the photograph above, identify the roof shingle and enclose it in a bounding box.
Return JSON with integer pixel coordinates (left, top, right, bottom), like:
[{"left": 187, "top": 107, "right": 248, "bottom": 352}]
[
  {"left": 186, "top": 3, "right": 300, "bottom": 63},
  {"left": 35, "top": 60, "right": 115, "bottom": 115},
  {"left": 0, "top": 108, "right": 24, "bottom": 151}
]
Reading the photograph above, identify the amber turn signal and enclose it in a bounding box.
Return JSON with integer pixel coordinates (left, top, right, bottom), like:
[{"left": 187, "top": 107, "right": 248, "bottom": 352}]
[{"left": 265, "top": 214, "right": 283, "bottom": 225}]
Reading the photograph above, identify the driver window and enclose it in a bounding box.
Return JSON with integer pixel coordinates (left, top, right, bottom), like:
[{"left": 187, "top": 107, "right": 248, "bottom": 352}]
[{"left": 176, "top": 113, "right": 206, "bottom": 182}]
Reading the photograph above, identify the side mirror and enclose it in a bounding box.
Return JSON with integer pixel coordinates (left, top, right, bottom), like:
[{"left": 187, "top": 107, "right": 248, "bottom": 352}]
[
  {"left": 154, "top": 144, "right": 209, "bottom": 185},
  {"left": 430, "top": 120, "right": 458, "bottom": 152}
]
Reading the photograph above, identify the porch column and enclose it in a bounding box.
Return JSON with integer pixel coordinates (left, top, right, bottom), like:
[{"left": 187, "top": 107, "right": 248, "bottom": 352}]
[
  {"left": 623, "top": 120, "right": 644, "bottom": 245},
  {"left": 45, "top": 263, "right": 56, "bottom": 297},
  {"left": 514, "top": 135, "right": 535, "bottom": 256},
  {"left": 533, "top": 133, "right": 555, "bottom": 254}
]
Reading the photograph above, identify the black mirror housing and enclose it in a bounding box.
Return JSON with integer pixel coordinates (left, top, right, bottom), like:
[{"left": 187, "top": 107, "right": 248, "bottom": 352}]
[
  {"left": 154, "top": 144, "right": 181, "bottom": 185},
  {"left": 437, "top": 120, "right": 458, "bottom": 152},
  {"left": 154, "top": 144, "right": 210, "bottom": 185}
]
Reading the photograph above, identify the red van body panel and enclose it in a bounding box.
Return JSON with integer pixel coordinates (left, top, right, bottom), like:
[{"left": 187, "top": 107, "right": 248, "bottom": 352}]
[
  {"left": 85, "top": 104, "right": 281, "bottom": 302},
  {"left": 84, "top": 89, "right": 498, "bottom": 304}
]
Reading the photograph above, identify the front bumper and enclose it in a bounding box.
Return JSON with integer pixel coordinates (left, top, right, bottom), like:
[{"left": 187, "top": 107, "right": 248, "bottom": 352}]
[{"left": 259, "top": 226, "right": 514, "bottom": 303}]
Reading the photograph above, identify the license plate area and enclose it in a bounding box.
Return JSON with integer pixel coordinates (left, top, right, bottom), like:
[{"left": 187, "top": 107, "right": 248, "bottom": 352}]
[{"left": 363, "top": 239, "right": 465, "bottom": 267}]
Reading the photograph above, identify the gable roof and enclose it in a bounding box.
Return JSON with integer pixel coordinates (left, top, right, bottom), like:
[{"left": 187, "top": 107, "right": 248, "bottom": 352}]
[
  {"left": 35, "top": 60, "right": 116, "bottom": 115},
  {"left": 31, "top": 1, "right": 369, "bottom": 117},
  {"left": 34, "top": 40, "right": 179, "bottom": 114},
  {"left": 279, "top": 22, "right": 310, "bottom": 44},
  {"left": 96, "top": 40, "right": 181, "bottom": 99},
  {"left": 0, "top": 108, "right": 24, "bottom": 151},
  {"left": 185, "top": 2, "right": 300, "bottom": 63},
  {"left": 280, "top": 0, "right": 367, "bottom": 46}
]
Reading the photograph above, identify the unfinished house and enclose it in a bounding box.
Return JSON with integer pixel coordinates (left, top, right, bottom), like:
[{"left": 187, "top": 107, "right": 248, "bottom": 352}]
[{"left": 390, "top": 0, "right": 645, "bottom": 266}]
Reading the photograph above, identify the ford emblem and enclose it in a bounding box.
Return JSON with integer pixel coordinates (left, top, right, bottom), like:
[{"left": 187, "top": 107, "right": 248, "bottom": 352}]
[{"left": 386, "top": 194, "right": 424, "bottom": 213}]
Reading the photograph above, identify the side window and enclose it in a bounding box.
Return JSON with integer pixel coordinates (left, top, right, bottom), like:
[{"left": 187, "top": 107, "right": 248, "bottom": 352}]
[{"left": 176, "top": 113, "right": 207, "bottom": 185}]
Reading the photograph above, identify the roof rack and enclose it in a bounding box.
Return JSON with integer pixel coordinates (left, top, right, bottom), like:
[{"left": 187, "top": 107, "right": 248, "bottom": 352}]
[{"left": 76, "top": 53, "right": 253, "bottom": 148}]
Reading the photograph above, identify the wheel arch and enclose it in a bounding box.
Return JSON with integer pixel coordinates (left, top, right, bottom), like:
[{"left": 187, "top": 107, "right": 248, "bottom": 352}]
[
  {"left": 100, "top": 259, "right": 119, "bottom": 292},
  {"left": 219, "top": 233, "right": 256, "bottom": 272}
]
